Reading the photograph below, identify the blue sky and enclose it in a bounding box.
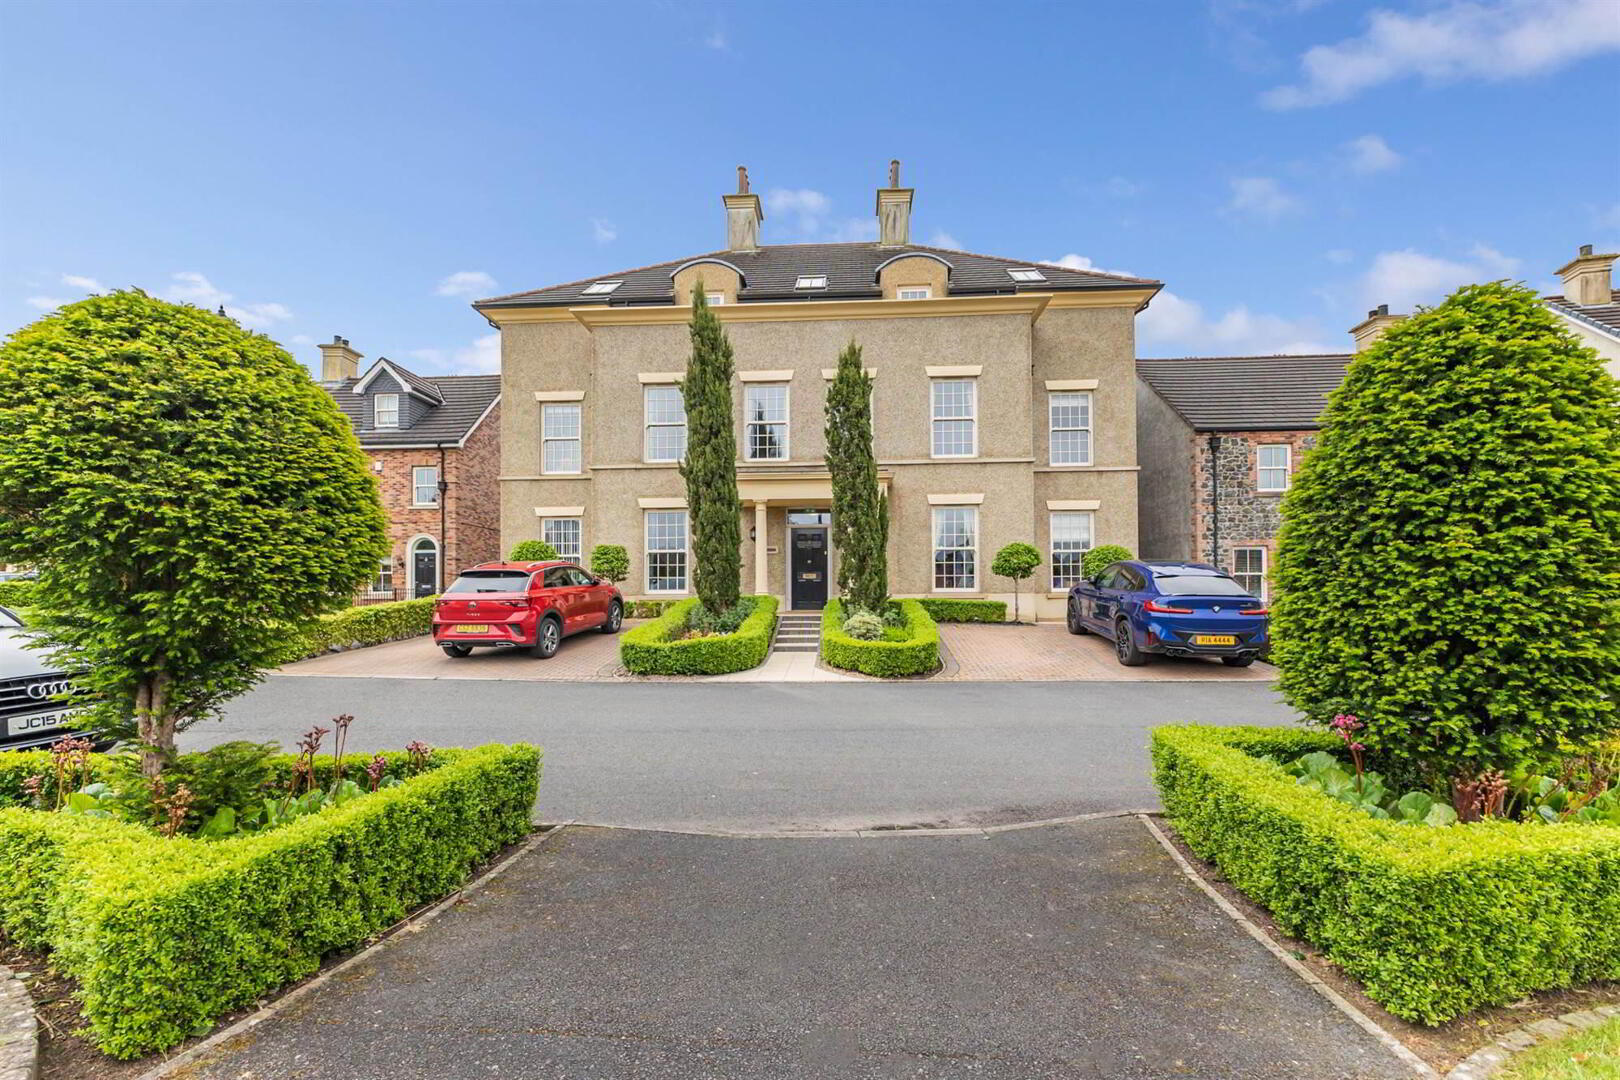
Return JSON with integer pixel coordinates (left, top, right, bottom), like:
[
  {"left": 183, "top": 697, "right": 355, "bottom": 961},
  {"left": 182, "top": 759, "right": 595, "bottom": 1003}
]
[{"left": 3, "top": 0, "right": 1617, "bottom": 373}]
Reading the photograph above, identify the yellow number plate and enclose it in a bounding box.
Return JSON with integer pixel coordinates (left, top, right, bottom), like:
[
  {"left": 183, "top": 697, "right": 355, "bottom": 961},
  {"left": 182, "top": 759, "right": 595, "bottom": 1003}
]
[
  {"left": 453, "top": 624, "right": 490, "bottom": 633},
  {"left": 1193, "top": 635, "right": 1237, "bottom": 646}
]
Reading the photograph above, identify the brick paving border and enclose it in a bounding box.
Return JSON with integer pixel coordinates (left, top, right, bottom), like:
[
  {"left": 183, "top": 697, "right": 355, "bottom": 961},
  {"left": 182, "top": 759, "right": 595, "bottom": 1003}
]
[
  {"left": 1445, "top": 1004, "right": 1620, "bottom": 1080},
  {"left": 0, "top": 965, "right": 37, "bottom": 1080}
]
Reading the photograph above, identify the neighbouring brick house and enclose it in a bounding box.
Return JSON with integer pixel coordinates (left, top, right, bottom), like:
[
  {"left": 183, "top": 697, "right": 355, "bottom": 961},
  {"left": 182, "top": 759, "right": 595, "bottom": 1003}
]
[{"left": 315, "top": 338, "right": 502, "bottom": 601}]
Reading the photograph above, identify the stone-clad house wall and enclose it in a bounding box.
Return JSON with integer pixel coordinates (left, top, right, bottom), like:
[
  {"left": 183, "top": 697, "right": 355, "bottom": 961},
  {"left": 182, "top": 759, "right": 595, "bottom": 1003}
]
[{"left": 1192, "top": 429, "right": 1316, "bottom": 584}]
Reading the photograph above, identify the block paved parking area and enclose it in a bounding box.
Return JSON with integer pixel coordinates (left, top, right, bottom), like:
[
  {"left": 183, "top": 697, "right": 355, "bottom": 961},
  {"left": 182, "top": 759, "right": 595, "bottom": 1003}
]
[
  {"left": 278, "top": 625, "right": 632, "bottom": 681},
  {"left": 939, "top": 622, "right": 1276, "bottom": 682}
]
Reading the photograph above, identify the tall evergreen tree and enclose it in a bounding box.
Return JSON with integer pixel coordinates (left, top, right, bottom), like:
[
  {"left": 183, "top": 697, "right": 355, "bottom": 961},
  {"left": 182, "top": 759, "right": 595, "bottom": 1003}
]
[
  {"left": 825, "top": 340, "right": 889, "bottom": 612},
  {"left": 678, "top": 286, "right": 742, "bottom": 615}
]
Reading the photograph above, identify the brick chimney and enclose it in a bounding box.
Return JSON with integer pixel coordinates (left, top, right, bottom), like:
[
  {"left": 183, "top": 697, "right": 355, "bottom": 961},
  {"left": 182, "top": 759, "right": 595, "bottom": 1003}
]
[
  {"left": 1557, "top": 244, "right": 1618, "bottom": 306},
  {"left": 1350, "top": 304, "right": 1405, "bottom": 352},
  {"left": 723, "top": 165, "right": 763, "bottom": 252},
  {"left": 317, "top": 335, "right": 362, "bottom": 382},
  {"left": 876, "top": 159, "right": 913, "bottom": 248}
]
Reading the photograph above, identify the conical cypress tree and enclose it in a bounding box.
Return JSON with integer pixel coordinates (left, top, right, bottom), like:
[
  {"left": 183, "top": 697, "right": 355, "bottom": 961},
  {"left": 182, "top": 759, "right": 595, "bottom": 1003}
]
[
  {"left": 1273, "top": 282, "right": 1620, "bottom": 795},
  {"left": 679, "top": 286, "right": 742, "bottom": 615},
  {"left": 825, "top": 340, "right": 888, "bottom": 612}
]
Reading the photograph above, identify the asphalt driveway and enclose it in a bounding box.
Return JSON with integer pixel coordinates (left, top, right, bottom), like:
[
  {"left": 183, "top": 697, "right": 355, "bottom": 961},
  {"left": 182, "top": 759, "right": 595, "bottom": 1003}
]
[{"left": 178, "top": 820, "right": 1412, "bottom": 1080}]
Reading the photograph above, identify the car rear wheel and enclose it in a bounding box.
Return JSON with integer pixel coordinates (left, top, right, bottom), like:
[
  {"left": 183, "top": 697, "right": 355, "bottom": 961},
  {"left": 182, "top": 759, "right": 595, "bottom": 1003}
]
[
  {"left": 1114, "top": 619, "right": 1148, "bottom": 667},
  {"left": 441, "top": 643, "right": 472, "bottom": 658},
  {"left": 1222, "top": 655, "right": 1256, "bottom": 668},
  {"left": 532, "top": 618, "right": 561, "bottom": 659},
  {"left": 1066, "top": 601, "right": 1086, "bottom": 635},
  {"left": 599, "top": 601, "right": 623, "bottom": 634}
]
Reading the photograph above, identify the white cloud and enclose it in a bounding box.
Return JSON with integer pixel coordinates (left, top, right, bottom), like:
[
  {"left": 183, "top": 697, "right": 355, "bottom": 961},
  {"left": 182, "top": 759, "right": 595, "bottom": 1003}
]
[
  {"left": 162, "top": 272, "right": 292, "bottom": 328},
  {"left": 1103, "top": 176, "right": 1140, "bottom": 198},
  {"left": 1325, "top": 248, "right": 1356, "bottom": 264},
  {"left": 929, "top": 230, "right": 962, "bottom": 250},
  {"left": 591, "top": 218, "right": 618, "bottom": 244},
  {"left": 408, "top": 333, "right": 501, "bottom": 375},
  {"left": 1225, "top": 176, "right": 1302, "bottom": 222},
  {"left": 435, "top": 271, "right": 497, "bottom": 298},
  {"left": 1263, "top": 0, "right": 1620, "bottom": 109},
  {"left": 25, "top": 296, "right": 66, "bottom": 311},
  {"left": 766, "top": 188, "right": 833, "bottom": 234},
  {"left": 1345, "top": 133, "right": 1401, "bottom": 174},
  {"left": 827, "top": 218, "right": 877, "bottom": 243},
  {"left": 1138, "top": 289, "right": 1332, "bottom": 356},
  {"left": 704, "top": 28, "right": 728, "bottom": 50},
  {"left": 1044, "top": 253, "right": 1139, "bottom": 278},
  {"left": 61, "top": 274, "right": 105, "bottom": 292},
  {"left": 290, "top": 334, "right": 315, "bottom": 347},
  {"left": 1359, "top": 244, "right": 1521, "bottom": 309}
]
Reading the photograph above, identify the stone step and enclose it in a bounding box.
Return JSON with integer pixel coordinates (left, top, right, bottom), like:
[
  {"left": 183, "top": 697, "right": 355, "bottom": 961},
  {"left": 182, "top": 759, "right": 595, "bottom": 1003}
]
[{"left": 772, "top": 642, "right": 820, "bottom": 653}]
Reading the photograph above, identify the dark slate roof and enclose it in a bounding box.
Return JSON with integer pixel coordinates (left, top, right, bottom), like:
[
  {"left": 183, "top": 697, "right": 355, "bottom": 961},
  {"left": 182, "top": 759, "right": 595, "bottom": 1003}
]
[
  {"left": 367, "top": 359, "right": 445, "bottom": 405},
  {"left": 326, "top": 364, "right": 501, "bottom": 448},
  {"left": 475, "top": 242, "right": 1159, "bottom": 310},
  {"left": 1136, "top": 354, "right": 1351, "bottom": 431},
  {"left": 1544, "top": 289, "right": 1620, "bottom": 341}
]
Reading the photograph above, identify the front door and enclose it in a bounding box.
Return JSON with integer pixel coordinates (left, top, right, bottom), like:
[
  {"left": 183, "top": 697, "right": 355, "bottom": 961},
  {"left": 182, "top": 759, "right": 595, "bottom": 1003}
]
[
  {"left": 790, "top": 527, "right": 829, "bottom": 610},
  {"left": 413, "top": 546, "right": 438, "bottom": 598}
]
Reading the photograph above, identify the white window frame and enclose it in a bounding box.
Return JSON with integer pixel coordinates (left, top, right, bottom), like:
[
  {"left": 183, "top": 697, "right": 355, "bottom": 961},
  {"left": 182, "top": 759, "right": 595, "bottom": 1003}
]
[
  {"left": 1008, "top": 268, "right": 1046, "bottom": 282},
  {"left": 1049, "top": 511, "right": 1094, "bottom": 591},
  {"left": 645, "top": 510, "right": 689, "bottom": 594},
  {"left": 1257, "top": 444, "right": 1291, "bottom": 493},
  {"left": 1233, "top": 546, "right": 1268, "bottom": 601},
  {"left": 542, "top": 517, "right": 583, "bottom": 561},
  {"left": 643, "top": 384, "right": 687, "bottom": 463},
  {"left": 541, "top": 403, "right": 583, "bottom": 475},
  {"left": 411, "top": 466, "right": 440, "bottom": 507},
  {"left": 705, "top": 292, "right": 725, "bottom": 305},
  {"left": 743, "top": 383, "right": 790, "bottom": 461},
  {"left": 374, "top": 393, "right": 400, "bottom": 428},
  {"left": 795, "top": 274, "right": 828, "bottom": 290},
  {"left": 930, "top": 378, "right": 978, "bottom": 459},
  {"left": 1048, "top": 391, "right": 1093, "bottom": 466},
  {"left": 932, "top": 506, "right": 979, "bottom": 592},
  {"left": 368, "top": 558, "right": 394, "bottom": 597},
  {"left": 581, "top": 280, "right": 622, "bottom": 295},
  {"left": 897, "top": 285, "right": 932, "bottom": 300}
]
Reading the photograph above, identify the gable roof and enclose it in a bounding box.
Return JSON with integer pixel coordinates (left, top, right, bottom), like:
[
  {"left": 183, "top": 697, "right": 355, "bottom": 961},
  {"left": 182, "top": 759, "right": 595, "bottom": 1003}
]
[
  {"left": 475, "top": 242, "right": 1158, "bottom": 311},
  {"left": 325, "top": 365, "right": 501, "bottom": 448},
  {"left": 352, "top": 357, "right": 445, "bottom": 405},
  {"left": 1543, "top": 289, "right": 1620, "bottom": 342},
  {"left": 1136, "top": 354, "right": 1351, "bottom": 431}
]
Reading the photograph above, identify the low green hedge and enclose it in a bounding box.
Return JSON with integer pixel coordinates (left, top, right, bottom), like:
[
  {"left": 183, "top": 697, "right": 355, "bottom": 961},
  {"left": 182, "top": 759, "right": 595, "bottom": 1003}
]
[
  {"left": 0, "top": 580, "right": 37, "bottom": 609},
  {"left": 281, "top": 596, "right": 437, "bottom": 661},
  {"left": 915, "top": 597, "right": 1006, "bottom": 623},
  {"left": 619, "top": 595, "right": 777, "bottom": 675},
  {"left": 626, "top": 599, "right": 680, "bottom": 619},
  {"left": 821, "top": 599, "right": 940, "bottom": 677},
  {"left": 0, "top": 742, "right": 539, "bottom": 1058},
  {"left": 1151, "top": 725, "right": 1620, "bottom": 1025}
]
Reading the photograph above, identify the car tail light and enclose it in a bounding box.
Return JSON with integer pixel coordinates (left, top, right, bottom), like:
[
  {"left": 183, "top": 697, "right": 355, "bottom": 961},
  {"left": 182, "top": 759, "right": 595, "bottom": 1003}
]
[
  {"left": 1241, "top": 607, "right": 1268, "bottom": 616},
  {"left": 496, "top": 599, "right": 528, "bottom": 609},
  {"left": 1143, "top": 599, "right": 1194, "bottom": 614}
]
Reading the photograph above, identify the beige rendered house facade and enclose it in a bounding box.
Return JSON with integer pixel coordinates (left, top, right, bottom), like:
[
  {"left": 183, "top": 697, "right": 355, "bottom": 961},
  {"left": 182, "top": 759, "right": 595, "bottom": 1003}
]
[{"left": 475, "top": 167, "right": 1160, "bottom": 619}]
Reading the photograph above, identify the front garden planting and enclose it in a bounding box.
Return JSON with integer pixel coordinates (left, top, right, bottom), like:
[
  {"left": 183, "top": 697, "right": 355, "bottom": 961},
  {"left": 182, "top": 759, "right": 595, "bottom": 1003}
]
[
  {"left": 0, "top": 731, "right": 540, "bottom": 1058},
  {"left": 280, "top": 594, "right": 437, "bottom": 661},
  {"left": 916, "top": 598, "right": 1007, "bottom": 623},
  {"left": 620, "top": 594, "right": 777, "bottom": 674},
  {"left": 821, "top": 598, "right": 939, "bottom": 677}
]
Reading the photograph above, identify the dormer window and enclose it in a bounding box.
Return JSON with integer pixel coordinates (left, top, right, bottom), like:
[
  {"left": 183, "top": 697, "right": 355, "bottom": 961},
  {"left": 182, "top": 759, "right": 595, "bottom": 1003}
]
[
  {"left": 374, "top": 393, "right": 400, "bottom": 428},
  {"left": 795, "top": 275, "right": 828, "bottom": 290},
  {"left": 897, "top": 286, "right": 932, "bottom": 300},
  {"left": 1008, "top": 268, "right": 1046, "bottom": 282},
  {"left": 581, "top": 280, "right": 622, "bottom": 295},
  {"left": 706, "top": 292, "right": 725, "bottom": 305}
]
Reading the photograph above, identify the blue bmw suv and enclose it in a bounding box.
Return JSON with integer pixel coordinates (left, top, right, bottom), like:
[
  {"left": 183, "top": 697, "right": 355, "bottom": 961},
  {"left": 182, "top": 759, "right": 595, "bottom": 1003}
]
[{"left": 1067, "top": 560, "right": 1269, "bottom": 667}]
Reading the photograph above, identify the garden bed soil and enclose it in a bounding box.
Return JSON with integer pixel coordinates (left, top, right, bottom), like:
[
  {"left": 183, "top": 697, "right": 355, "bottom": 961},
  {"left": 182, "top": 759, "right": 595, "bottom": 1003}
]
[
  {"left": 3, "top": 827, "right": 545, "bottom": 1080},
  {"left": 1156, "top": 816, "right": 1620, "bottom": 1074}
]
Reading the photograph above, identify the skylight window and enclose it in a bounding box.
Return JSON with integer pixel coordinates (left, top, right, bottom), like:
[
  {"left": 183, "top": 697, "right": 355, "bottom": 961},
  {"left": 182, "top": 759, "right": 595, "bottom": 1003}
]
[
  {"left": 581, "top": 280, "right": 622, "bottom": 295},
  {"left": 795, "top": 275, "right": 828, "bottom": 290},
  {"left": 1008, "top": 268, "right": 1046, "bottom": 283}
]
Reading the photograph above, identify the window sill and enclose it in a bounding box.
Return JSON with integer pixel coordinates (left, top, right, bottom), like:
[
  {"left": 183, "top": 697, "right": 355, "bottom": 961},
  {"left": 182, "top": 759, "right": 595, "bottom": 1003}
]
[{"left": 409, "top": 503, "right": 440, "bottom": 509}]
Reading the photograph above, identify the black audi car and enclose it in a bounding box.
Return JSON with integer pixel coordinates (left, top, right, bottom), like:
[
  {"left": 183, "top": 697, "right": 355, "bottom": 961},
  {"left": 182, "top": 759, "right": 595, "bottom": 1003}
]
[{"left": 0, "top": 605, "right": 87, "bottom": 750}]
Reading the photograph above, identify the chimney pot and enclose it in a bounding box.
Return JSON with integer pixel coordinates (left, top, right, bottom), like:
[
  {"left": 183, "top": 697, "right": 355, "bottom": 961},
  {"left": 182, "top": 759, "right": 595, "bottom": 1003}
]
[
  {"left": 875, "top": 159, "right": 914, "bottom": 248},
  {"left": 1557, "top": 244, "right": 1618, "bottom": 306},
  {"left": 1581, "top": 244, "right": 1593, "bottom": 256}
]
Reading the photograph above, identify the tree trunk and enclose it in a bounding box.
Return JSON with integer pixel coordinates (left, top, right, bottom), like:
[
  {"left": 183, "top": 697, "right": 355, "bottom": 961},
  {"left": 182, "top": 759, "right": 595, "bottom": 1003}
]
[
  {"left": 1012, "top": 579, "right": 1020, "bottom": 624},
  {"left": 135, "top": 672, "right": 175, "bottom": 778}
]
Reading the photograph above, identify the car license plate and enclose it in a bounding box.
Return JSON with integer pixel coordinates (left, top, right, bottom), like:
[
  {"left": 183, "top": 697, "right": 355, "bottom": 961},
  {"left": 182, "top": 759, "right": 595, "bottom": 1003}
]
[
  {"left": 1193, "top": 635, "right": 1237, "bottom": 646},
  {"left": 5, "top": 710, "right": 71, "bottom": 739},
  {"left": 453, "top": 624, "right": 490, "bottom": 634}
]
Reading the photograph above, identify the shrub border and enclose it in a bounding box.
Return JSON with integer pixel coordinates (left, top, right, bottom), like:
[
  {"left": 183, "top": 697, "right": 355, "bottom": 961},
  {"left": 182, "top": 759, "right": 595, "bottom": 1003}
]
[
  {"left": 1151, "top": 725, "right": 1620, "bottom": 1025},
  {"left": 619, "top": 595, "right": 778, "bottom": 675},
  {"left": 280, "top": 595, "right": 436, "bottom": 662},
  {"left": 821, "top": 599, "right": 940, "bottom": 677},
  {"left": 915, "top": 597, "right": 1006, "bottom": 623}
]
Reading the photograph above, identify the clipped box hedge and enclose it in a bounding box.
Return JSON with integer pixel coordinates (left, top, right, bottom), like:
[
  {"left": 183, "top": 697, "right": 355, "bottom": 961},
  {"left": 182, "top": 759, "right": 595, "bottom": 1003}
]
[
  {"left": 915, "top": 597, "right": 1006, "bottom": 623},
  {"left": 620, "top": 595, "right": 778, "bottom": 675},
  {"left": 281, "top": 595, "right": 437, "bottom": 661},
  {"left": 0, "top": 742, "right": 539, "bottom": 1058},
  {"left": 1151, "top": 725, "right": 1620, "bottom": 1024},
  {"left": 821, "top": 599, "right": 940, "bottom": 677}
]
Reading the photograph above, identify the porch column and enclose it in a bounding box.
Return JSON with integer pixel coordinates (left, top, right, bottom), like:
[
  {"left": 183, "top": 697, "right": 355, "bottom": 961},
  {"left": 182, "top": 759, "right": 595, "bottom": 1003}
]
[{"left": 753, "top": 502, "right": 769, "bottom": 596}]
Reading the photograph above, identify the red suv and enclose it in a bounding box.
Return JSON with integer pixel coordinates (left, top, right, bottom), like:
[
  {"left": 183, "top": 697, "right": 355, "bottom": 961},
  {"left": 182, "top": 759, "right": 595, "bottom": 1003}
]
[{"left": 433, "top": 561, "right": 623, "bottom": 659}]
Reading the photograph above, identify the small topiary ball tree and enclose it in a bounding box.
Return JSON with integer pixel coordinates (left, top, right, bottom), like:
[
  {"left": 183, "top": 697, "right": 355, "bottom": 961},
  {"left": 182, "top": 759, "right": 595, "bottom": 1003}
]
[
  {"left": 509, "top": 540, "right": 559, "bottom": 562},
  {"left": 590, "top": 544, "right": 629, "bottom": 584},
  {"left": 0, "top": 291, "right": 388, "bottom": 776},
  {"left": 991, "top": 542, "right": 1041, "bottom": 624},
  {"left": 1273, "top": 282, "right": 1620, "bottom": 807},
  {"left": 1082, "top": 545, "right": 1133, "bottom": 582}
]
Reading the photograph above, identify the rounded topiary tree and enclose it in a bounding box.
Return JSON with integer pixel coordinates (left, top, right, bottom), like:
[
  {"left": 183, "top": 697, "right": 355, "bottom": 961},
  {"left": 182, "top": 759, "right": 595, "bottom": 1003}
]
[
  {"left": 590, "top": 544, "right": 629, "bottom": 585},
  {"left": 510, "top": 540, "right": 559, "bottom": 562},
  {"left": 991, "top": 542, "right": 1041, "bottom": 624},
  {"left": 0, "top": 291, "right": 388, "bottom": 775},
  {"left": 1273, "top": 282, "right": 1620, "bottom": 808},
  {"left": 1082, "top": 545, "right": 1133, "bottom": 581}
]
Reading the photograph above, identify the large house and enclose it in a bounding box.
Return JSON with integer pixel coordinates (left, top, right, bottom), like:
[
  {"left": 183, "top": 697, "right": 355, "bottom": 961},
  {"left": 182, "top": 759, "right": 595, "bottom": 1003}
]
[
  {"left": 1543, "top": 245, "right": 1619, "bottom": 377},
  {"left": 472, "top": 165, "right": 1160, "bottom": 618},
  {"left": 315, "top": 338, "right": 502, "bottom": 600}
]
